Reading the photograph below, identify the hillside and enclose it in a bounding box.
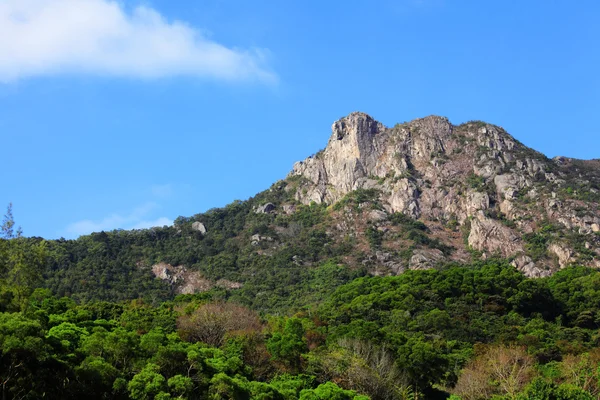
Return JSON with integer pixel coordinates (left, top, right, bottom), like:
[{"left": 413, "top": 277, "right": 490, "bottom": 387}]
[{"left": 26, "top": 112, "right": 600, "bottom": 308}]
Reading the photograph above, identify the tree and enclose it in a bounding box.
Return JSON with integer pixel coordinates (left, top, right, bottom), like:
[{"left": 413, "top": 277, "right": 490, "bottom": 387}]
[
  {"left": 0, "top": 203, "right": 46, "bottom": 310},
  {"left": 395, "top": 334, "right": 450, "bottom": 391},
  {"left": 559, "top": 352, "right": 600, "bottom": 396},
  {"left": 516, "top": 378, "right": 594, "bottom": 400},
  {"left": 1, "top": 203, "right": 22, "bottom": 239},
  {"left": 0, "top": 238, "right": 46, "bottom": 310},
  {"left": 127, "top": 363, "right": 168, "bottom": 400},
  {"left": 177, "top": 302, "right": 261, "bottom": 347},
  {"left": 311, "top": 338, "right": 410, "bottom": 400},
  {"left": 267, "top": 318, "right": 307, "bottom": 371},
  {"left": 47, "top": 322, "right": 89, "bottom": 353},
  {"left": 299, "top": 382, "right": 368, "bottom": 400},
  {"left": 167, "top": 375, "right": 194, "bottom": 398},
  {"left": 208, "top": 373, "right": 251, "bottom": 400},
  {"left": 75, "top": 356, "right": 120, "bottom": 394},
  {"left": 453, "top": 345, "right": 535, "bottom": 399},
  {"left": 0, "top": 312, "right": 50, "bottom": 399}
]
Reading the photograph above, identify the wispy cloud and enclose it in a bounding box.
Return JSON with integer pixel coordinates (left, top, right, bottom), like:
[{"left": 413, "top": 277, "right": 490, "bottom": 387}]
[
  {"left": 65, "top": 202, "right": 171, "bottom": 237},
  {"left": 0, "top": 0, "right": 276, "bottom": 83}
]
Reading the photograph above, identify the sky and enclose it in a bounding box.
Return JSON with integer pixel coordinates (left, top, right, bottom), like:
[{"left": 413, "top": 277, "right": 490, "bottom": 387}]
[{"left": 1, "top": 0, "right": 599, "bottom": 239}]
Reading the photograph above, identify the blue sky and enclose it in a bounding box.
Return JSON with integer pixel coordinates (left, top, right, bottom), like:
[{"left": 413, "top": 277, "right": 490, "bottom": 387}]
[{"left": 1, "top": 0, "right": 599, "bottom": 239}]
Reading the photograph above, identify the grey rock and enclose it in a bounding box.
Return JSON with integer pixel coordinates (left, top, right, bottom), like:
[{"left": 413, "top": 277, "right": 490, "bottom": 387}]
[
  {"left": 251, "top": 234, "right": 273, "bottom": 245},
  {"left": 255, "top": 203, "right": 276, "bottom": 214},
  {"left": 151, "top": 262, "right": 215, "bottom": 294},
  {"left": 192, "top": 222, "right": 207, "bottom": 234},
  {"left": 409, "top": 249, "right": 444, "bottom": 270},
  {"left": 548, "top": 242, "right": 574, "bottom": 268},
  {"left": 282, "top": 204, "right": 296, "bottom": 215},
  {"left": 368, "top": 209, "right": 388, "bottom": 222},
  {"left": 468, "top": 212, "right": 523, "bottom": 257},
  {"left": 511, "top": 255, "right": 552, "bottom": 278},
  {"left": 288, "top": 111, "right": 600, "bottom": 275}
]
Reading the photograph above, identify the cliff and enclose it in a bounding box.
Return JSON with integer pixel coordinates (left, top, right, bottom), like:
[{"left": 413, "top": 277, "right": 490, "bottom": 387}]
[{"left": 289, "top": 112, "right": 600, "bottom": 276}]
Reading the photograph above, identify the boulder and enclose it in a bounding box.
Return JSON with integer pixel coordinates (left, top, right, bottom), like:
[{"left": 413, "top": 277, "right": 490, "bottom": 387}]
[
  {"left": 255, "top": 203, "right": 276, "bottom": 214},
  {"left": 192, "top": 221, "right": 207, "bottom": 234}
]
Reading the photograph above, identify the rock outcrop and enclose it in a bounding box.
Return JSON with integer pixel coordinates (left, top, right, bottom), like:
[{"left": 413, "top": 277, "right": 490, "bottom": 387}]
[
  {"left": 289, "top": 112, "right": 600, "bottom": 276},
  {"left": 255, "top": 203, "right": 276, "bottom": 214},
  {"left": 150, "top": 262, "right": 241, "bottom": 294},
  {"left": 192, "top": 221, "right": 207, "bottom": 234}
]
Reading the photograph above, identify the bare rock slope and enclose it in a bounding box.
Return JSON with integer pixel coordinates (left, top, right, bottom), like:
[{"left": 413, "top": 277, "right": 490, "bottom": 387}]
[{"left": 289, "top": 112, "right": 600, "bottom": 276}]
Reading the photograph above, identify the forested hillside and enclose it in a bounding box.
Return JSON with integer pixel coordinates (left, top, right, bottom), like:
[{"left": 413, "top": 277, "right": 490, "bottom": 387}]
[{"left": 5, "top": 237, "right": 600, "bottom": 398}]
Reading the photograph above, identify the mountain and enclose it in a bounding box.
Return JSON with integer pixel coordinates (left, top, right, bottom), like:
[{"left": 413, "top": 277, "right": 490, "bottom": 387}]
[
  {"left": 36, "top": 112, "right": 600, "bottom": 308},
  {"left": 5, "top": 112, "right": 600, "bottom": 400},
  {"left": 289, "top": 112, "right": 600, "bottom": 277}
]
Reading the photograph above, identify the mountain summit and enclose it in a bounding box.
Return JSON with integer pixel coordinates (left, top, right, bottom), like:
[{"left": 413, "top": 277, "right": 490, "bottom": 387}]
[{"left": 288, "top": 112, "right": 600, "bottom": 277}]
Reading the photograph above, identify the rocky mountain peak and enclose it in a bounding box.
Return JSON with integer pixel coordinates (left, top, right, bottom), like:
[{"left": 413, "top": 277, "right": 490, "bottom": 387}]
[
  {"left": 288, "top": 112, "right": 600, "bottom": 277},
  {"left": 329, "top": 111, "right": 383, "bottom": 141}
]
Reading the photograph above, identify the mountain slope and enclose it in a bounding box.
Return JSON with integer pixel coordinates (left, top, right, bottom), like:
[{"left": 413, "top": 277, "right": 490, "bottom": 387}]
[
  {"left": 290, "top": 112, "right": 600, "bottom": 276},
  {"left": 38, "top": 112, "right": 600, "bottom": 307}
]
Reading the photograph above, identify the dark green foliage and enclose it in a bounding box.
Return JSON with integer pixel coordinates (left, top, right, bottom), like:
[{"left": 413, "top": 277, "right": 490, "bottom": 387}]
[
  {"left": 555, "top": 159, "right": 600, "bottom": 203},
  {"left": 0, "top": 291, "right": 371, "bottom": 399},
  {"left": 299, "top": 382, "right": 368, "bottom": 400},
  {"left": 387, "top": 212, "right": 453, "bottom": 255},
  {"left": 387, "top": 212, "right": 427, "bottom": 231},
  {"left": 460, "top": 120, "right": 488, "bottom": 129},
  {"left": 365, "top": 226, "right": 383, "bottom": 249},
  {"left": 565, "top": 232, "right": 598, "bottom": 261},
  {"left": 220, "top": 257, "right": 363, "bottom": 314},
  {"left": 319, "top": 262, "right": 600, "bottom": 392},
  {"left": 516, "top": 378, "right": 595, "bottom": 400},
  {"left": 466, "top": 172, "right": 486, "bottom": 190},
  {"left": 523, "top": 222, "right": 560, "bottom": 261},
  {"left": 0, "top": 237, "right": 47, "bottom": 311},
  {"left": 290, "top": 203, "right": 328, "bottom": 228},
  {"left": 35, "top": 189, "right": 339, "bottom": 313},
  {"left": 333, "top": 189, "right": 381, "bottom": 212},
  {"left": 267, "top": 318, "right": 307, "bottom": 370},
  {"left": 5, "top": 248, "right": 600, "bottom": 398}
]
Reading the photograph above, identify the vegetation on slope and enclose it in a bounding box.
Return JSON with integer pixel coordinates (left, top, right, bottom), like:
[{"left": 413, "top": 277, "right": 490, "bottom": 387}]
[
  {"left": 3, "top": 165, "right": 600, "bottom": 400},
  {"left": 5, "top": 251, "right": 600, "bottom": 398}
]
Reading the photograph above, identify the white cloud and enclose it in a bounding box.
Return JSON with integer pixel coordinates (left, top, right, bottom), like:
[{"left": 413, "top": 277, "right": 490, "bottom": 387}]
[
  {"left": 0, "top": 0, "right": 275, "bottom": 83},
  {"left": 65, "top": 202, "right": 171, "bottom": 237}
]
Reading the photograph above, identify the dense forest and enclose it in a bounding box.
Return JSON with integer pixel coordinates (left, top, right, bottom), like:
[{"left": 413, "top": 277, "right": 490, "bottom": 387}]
[{"left": 4, "top": 199, "right": 600, "bottom": 399}]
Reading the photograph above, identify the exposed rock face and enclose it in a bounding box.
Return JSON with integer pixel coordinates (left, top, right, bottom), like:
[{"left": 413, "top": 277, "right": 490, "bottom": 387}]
[
  {"left": 151, "top": 263, "right": 180, "bottom": 284},
  {"left": 368, "top": 210, "right": 388, "bottom": 222},
  {"left": 192, "top": 221, "right": 207, "bottom": 234},
  {"left": 150, "top": 262, "right": 242, "bottom": 294},
  {"left": 289, "top": 112, "right": 600, "bottom": 277},
  {"left": 255, "top": 203, "right": 276, "bottom": 214},
  {"left": 292, "top": 112, "right": 468, "bottom": 219},
  {"left": 468, "top": 212, "right": 523, "bottom": 257},
  {"left": 548, "top": 242, "right": 574, "bottom": 268},
  {"left": 409, "top": 249, "right": 445, "bottom": 270},
  {"left": 251, "top": 234, "right": 274, "bottom": 246},
  {"left": 511, "top": 255, "right": 551, "bottom": 278}
]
